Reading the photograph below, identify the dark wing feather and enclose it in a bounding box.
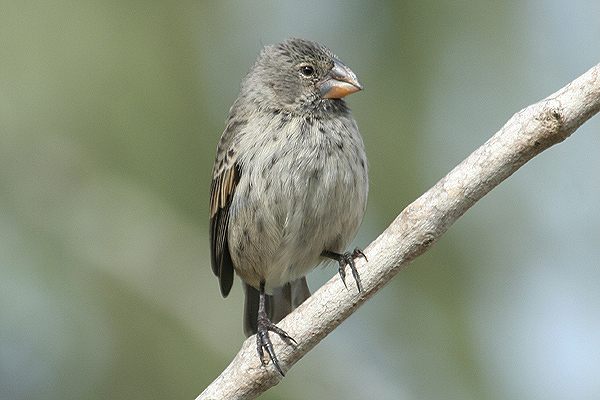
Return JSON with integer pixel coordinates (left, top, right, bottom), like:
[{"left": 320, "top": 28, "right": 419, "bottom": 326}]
[
  {"left": 209, "top": 101, "right": 247, "bottom": 297},
  {"left": 209, "top": 161, "right": 240, "bottom": 297}
]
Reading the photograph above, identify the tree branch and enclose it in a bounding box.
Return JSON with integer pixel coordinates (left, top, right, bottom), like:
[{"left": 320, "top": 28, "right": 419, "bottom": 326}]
[{"left": 197, "top": 63, "right": 600, "bottom": 400}]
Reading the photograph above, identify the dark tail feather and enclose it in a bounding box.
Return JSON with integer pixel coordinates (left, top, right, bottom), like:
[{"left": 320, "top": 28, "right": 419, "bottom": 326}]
[{"left": 243, "top": 277, "right": 311, "bottom": 337}]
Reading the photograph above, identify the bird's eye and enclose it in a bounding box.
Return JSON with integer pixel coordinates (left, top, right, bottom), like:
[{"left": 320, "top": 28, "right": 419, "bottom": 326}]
[{"left": 300, "top": 65, "right": 315, "bottom": 77}]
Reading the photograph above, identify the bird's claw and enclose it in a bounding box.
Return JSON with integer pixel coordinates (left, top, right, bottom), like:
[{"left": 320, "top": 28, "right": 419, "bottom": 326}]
[
  {"left": 323, "top": 248, "right": 366, "bottom": 292},
  {"left": 256, "top": 314, "right": 295, "bottom": 376}
]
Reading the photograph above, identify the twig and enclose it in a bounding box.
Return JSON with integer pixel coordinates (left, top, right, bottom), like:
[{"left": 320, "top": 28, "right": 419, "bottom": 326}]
[{"left": 197, "top": 62, "right": 600, "bottom": 400}]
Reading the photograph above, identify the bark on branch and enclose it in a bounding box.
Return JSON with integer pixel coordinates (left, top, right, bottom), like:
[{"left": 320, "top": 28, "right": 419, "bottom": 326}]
[{"left": 198, "top": 62, "right": 600, "bottom": 400}]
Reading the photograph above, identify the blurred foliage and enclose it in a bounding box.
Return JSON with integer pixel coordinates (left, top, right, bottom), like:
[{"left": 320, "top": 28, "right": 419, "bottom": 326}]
[{"left": 1, "top": 1, "right": 600, "bottom": 399}]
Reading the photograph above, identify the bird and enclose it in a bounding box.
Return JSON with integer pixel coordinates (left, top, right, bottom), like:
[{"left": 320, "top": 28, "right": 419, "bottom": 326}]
[{"left": 209, "top": 38, "right": 368, "bottom": 376}]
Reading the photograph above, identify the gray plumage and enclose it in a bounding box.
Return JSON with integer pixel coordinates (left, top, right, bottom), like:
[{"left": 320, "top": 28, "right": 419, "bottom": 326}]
[{"left": 209, "top": 38, "right": 368, "bottom": 370}]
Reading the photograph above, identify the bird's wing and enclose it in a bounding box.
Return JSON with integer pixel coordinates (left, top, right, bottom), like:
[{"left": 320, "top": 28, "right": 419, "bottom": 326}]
[{"left": 209, "top": 119, "right": 244, "bottom": 297}]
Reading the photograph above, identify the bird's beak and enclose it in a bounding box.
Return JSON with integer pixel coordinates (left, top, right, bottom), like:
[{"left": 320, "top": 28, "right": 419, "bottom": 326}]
[{"left": 317, "top": 58, "right": 363, "bottom": 99}]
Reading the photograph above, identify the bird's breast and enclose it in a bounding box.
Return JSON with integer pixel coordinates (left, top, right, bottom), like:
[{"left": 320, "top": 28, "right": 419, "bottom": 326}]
[{"left": 228, "top": 113, "right": 368, "bottom": 290}]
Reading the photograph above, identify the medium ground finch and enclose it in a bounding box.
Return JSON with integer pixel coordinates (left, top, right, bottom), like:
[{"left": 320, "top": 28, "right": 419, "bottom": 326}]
[{"left": 209, "top": 38, "right": 368, "bottom": 375}]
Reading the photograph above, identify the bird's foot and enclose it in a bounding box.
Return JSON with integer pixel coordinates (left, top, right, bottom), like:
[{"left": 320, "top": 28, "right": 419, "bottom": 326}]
[
  {"left": 321, "top": 248, "right": 366, "bottom": 292},
  {"left": 256, "top": 313, "right": 296, "bottom": 376}
]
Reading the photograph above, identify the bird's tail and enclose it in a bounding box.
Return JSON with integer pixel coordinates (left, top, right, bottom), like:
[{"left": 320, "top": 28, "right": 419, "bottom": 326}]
[{"left": 243, "top": 278, "right": 311, "bottom": 337}]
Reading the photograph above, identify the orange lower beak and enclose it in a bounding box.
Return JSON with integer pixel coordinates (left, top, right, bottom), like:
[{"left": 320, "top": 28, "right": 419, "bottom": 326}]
[{"left": 318, "top": 58, "right": 362, "bottom": 99}]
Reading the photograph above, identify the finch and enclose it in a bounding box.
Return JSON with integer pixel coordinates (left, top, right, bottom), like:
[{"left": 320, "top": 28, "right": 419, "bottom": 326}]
[{"left": 209, "top": 38, "right": 368, "bottom": 376}]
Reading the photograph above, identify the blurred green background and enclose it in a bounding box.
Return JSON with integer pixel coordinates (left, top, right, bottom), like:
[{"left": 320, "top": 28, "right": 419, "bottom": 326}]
[{"left": 1, "top": 1, "right": 600, "bottom": 399}]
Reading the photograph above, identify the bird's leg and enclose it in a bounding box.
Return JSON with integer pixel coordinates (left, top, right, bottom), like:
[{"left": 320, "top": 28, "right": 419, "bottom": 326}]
[
  {"left": 321, "top": 248, "right": 366, "bottom": 292},
  {"left": 256, "top": 280, "right": 296, "bottom": 376}
]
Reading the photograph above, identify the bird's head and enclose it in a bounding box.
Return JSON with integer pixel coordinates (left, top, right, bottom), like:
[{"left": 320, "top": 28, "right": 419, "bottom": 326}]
[{"left": 243, "top": 38, "right": 362, "bottom": 117}]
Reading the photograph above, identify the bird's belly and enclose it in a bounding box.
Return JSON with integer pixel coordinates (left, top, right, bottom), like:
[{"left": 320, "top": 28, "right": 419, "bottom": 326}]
[{"left": 229, "top": 154, "right": 365, "bottom": 292}]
